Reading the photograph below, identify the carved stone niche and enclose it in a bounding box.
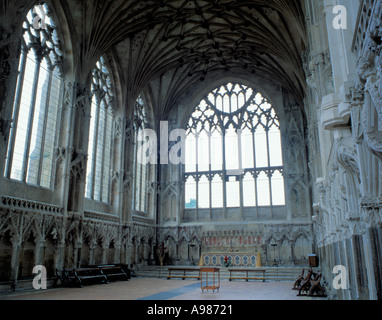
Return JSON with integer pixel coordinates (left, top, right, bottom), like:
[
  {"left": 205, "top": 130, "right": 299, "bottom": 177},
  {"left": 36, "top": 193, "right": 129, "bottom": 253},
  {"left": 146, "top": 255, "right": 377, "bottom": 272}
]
[{"left": 289, "top": 180, "right": 309, "bottom": 218}]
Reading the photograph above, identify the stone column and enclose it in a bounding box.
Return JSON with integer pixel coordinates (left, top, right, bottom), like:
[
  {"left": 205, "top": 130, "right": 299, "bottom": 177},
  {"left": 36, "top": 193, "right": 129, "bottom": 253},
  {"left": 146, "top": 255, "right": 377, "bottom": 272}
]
[
  {"left": 54, "top": 241, "right": 65, "bottom": 270},
  {"left": 369, "top": 227, "right": 382, "bottom": 300},
  {"left": 102, "top": 243, "right": 109, "bottom": 265},
  {"left": 135, "top": 243, "right": 139, "bottom": 265},
  {"left": 150, "top": 241, "right": 156, "bottom": 263},
  {"left": 0, "top": 25, "right": 21, "bottom": 179},
  {"left": 89, "top": 242, "right": 96, "bottom": 266},
  {"left": 73, "top": 244, "right": 82, "bottom": 268},
  {"left": 345, "top": 238, "right": 357, "bottom": 300},
  {"left": 34, "top": 238, "right": 46, "bottom": 267},
  {"left": 114, "top": 242, "right": 122, "bottom": 264},
  {"left": 65, "top": 82, "right": 92, "bottom": 214},
  {"left": 352, "top": 235, "right": 370, "bottom": 300},
  {"left": 10, "top": 238, "right": 22, "bottom": 281},
  {"left": 126, "top": 241, "right": 133, "bottom": 267},
  {"left": 339, "top": 241, "right": 350, "bottom": 300}
]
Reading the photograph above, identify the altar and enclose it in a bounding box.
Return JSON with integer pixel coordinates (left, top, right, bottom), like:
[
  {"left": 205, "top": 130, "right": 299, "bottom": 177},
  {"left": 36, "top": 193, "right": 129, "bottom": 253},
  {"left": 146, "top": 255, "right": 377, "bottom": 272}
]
[{"left": 199, "top": 252, "right": 262, "bottom": 268}]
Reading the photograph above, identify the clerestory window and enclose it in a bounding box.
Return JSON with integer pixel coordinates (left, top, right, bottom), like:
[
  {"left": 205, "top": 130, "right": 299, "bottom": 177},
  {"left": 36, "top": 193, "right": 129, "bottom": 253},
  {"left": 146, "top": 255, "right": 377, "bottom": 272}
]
[
  {"left": 85, "top": 56, "right": 114, "bottom": 203},
  {"left": 134, "top": 95, "right": 149, "bottom": 214},
  {"left": 184, "top": 83, "right": 285, "bottom": 210},
  {"left": 5, "top": 4, "right": 63, "bottom": 189}
]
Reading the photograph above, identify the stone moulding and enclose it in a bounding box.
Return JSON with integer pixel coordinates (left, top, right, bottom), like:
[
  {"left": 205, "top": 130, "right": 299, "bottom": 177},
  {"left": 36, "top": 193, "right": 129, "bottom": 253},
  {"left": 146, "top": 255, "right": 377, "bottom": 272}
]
[{"left": 0, "top": 196, "right": 63, "bottom": 215}]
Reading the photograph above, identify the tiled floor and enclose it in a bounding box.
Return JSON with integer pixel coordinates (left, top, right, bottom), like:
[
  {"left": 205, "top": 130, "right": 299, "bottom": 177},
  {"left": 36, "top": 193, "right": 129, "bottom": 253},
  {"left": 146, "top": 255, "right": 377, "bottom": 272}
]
[{"left": 0, "top": 278, "right": 325, "bottom": 301}]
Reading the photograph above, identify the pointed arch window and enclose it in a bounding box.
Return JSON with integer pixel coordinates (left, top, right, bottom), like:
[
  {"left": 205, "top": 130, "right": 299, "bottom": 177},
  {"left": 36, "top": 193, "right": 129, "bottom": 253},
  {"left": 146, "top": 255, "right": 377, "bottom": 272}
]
[
  {"left": 134, "top": 95, "right": 149, "bottom": 214},
  {"left": 85, "top": 56, "right": 114, "bottom": 203},
  {"left": 5, "top": 4, "right": 63, "bottom": 189},
  {"left": 184, "top": 83, "right": 285, "bottom": 211}
]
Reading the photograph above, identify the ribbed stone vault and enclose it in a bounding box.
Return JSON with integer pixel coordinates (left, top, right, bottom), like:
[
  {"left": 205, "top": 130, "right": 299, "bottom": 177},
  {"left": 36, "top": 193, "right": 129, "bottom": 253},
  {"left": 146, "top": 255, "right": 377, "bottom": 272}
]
[{"left": 1, "top": 0, "right": 307, "bottom": 115}]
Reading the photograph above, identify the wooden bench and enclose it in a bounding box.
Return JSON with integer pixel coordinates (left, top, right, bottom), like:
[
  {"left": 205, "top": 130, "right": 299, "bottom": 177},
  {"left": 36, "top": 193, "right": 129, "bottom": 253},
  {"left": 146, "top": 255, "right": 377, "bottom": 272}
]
[
  {"left": 98, "top": 265, "right": 128, "bottom": 282},
  {"left": 56, "top": 268, "right": 77, "bottom": 287},
  {"left": 167, "top": 267, "right": 201, "bottom": 280},
  {"left": 228, "top": 268, "right": 266, "bottom": 282},
  {"left": 3, "top": 277, "right": 34, "bottom": 292},
  {"left": 72, "top": 268, "right": 109, "bottom": 288},
  {"left": 86, "top": 264, "right": 132, "bottom": 280}
]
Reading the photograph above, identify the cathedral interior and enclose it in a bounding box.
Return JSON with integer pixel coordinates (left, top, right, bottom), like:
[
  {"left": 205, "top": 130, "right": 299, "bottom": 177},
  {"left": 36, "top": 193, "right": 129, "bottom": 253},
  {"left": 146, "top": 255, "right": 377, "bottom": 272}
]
[{"left": 0, "top": 0, "right": 381, "bottom": 300}]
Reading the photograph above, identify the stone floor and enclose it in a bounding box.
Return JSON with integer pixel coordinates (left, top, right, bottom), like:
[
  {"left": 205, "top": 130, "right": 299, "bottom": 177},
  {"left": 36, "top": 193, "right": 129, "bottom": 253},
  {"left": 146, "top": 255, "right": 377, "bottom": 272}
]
[{"left": 0, "top": 278, "right": 326, "bottom": 301}]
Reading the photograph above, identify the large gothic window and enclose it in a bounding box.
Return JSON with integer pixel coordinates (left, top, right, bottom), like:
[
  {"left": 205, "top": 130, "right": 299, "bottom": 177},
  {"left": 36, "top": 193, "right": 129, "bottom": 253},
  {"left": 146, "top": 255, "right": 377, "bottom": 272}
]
[
  {"left": 85, "top": 56, "right": 114, "bottom": 203},
  {"left": 185, "top": 83, "right": 285, "bottom": 210},
  {"left": 134, "top": 95, "right": 149, "bottom": 214},
  {"left": 5, "top": 4, "right": 63, "bottom": 189}
]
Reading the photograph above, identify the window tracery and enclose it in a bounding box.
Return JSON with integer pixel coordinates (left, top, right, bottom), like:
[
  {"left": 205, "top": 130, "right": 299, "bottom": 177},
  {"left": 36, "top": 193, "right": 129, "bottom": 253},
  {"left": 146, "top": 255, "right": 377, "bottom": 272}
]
[
  {"left": 85, "top": 56, "right": 114, "bottom": 203},
  {"left": 185, "top": 83, "right": 285, "bottom": 210},
  {"left": 134, "top": 95, "right": 149, "bottom": 214},
  {"left": 5, "top": 3, "right": 63, "bottom": 189}
]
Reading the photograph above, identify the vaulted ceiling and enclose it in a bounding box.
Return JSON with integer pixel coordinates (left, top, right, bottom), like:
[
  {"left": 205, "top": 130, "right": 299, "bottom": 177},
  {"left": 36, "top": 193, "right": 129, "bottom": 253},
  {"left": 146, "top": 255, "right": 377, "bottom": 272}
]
[{"left": 2, "top": 0, "right": 308, "bottom": 115}]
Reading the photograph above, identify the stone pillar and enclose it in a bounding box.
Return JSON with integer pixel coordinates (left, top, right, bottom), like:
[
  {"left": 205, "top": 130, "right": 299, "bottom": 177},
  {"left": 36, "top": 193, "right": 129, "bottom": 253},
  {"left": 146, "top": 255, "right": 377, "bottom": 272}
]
[
  {"left": 54, "top": 241, "right": 65, "bottom": 270},
  {"left": 345, "top": 238, "right": 357, "bottom": 300},
  {"left": 65, "top": 82, "right": 92, "bottom": 214},
  {"left": 126, "top": 242, "right": 133, "bottom": 267},
  {"left": 10, "top": 240, "right": 22, "bottom": 281},
  {"left": 34, "top": 239, "right": 45, "bottom": 267},
  {"left": 0, "top": 25, "right": 21, "bottom": 180},
  {"left": 339, "top": 241, "right": 351, "bottom": 300},
  {"left": 89, "top": 243, "right": 96, "bottom": 266},
  {"left": 102, "top": 243, "right": 108, "bottom": 265},
  {"left": 73, "top": 244, "right": 82, "bottom": 268},
  {"left": 369, "top": 227, "right": 382, "bottom": 300},
  {"left": 352, "top": 235, "right": 370, "bottom": 300},
  {"left": 150, "top": 241, "right": 156, "bottom": 262},
  {"left": 174, "top": 241, "right": 180, "bottom": 264},
  {"left": 135, "top": 243, "right": 139, "bottom": 265},
  {"left": 114, "top": 242, "right": 122, "bottom": 264}
]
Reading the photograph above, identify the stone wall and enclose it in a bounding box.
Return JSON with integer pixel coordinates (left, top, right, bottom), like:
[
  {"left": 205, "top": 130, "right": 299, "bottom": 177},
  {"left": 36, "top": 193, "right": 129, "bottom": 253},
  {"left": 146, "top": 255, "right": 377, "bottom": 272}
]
[{"left": 305, "top": 0, "right": 382, "bottom": 300}]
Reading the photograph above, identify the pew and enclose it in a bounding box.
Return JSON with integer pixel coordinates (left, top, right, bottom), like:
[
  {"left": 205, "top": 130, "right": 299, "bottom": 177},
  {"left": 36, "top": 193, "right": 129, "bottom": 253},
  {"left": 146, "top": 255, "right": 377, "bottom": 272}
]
[
  {"left": 73, "top": 268, "right": 109, "bottom": 288},
  {"left": 55, "top": 268, "right": 77, "bottom": 287},
  {"left": 167, "top": 267, "right": 201, "bottom": 280},
  {"left": 228, "top": 268, "right": 266, "bottom": 282},
  {"left": 98, "top": 265, "right": 129, "bottom": 282}
]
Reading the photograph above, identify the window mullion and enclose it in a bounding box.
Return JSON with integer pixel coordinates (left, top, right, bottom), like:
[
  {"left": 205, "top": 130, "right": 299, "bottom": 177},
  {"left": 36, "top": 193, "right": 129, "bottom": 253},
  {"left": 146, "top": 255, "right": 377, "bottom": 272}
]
[
  {"left": 133, "top": 130, "right": 139, "bottom": 211},
  {"left": 208, "top": 131, "right": 212, "bottom": 213},
  {"left": 266, "top": 127, "right": 274, "bottom": 216},
  {"left": 36, "top": 66, "right": 53, "bottom": 186},
  {"left": 21, "top": 57, "right": 41, "bottom": 182},
  {"left": 139, "top": 138, "right": 144, "bottom": 212},
  {"left": 222, "top": 129, "right": 227, "bottom": 212},
  {"left": 99, "top": 103, "right": 108, "bottom": 203},
  {"left": 252, "top": 129, "right": 259, "bottom": 218},
  {"left": 90, "top": 101, "right": 100, "bottom": 199},
  {"left": 48, "top": 78, "right": 64, "bottom": 189},
  {"left": 237, "top": 128, "right": 244, "bottom": 214},
  {"left": 105, "top": 111, "right": 114, "bottom": 204},
  {"left": 5, "top": 48, "right": 28, "bottom": 178},
  {"left": 195, "top": 132, "right": 199, "bottom": 212},
  {"left": 142, "top": 164, "right": 147, "bottom": 213}
]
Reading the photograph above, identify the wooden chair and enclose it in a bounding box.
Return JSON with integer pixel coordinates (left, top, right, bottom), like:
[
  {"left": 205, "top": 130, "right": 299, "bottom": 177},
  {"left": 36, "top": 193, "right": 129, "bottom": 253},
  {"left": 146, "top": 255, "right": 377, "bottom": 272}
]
[
  {"left": 292, "top": 268, "right": 305, "bottom": 290},
  {"left": 308, "top": 273, "right": 327, "bottom": 297},
  {"left": 297, "top": 269, "right": 314, "bottom": 296}
]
